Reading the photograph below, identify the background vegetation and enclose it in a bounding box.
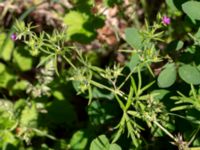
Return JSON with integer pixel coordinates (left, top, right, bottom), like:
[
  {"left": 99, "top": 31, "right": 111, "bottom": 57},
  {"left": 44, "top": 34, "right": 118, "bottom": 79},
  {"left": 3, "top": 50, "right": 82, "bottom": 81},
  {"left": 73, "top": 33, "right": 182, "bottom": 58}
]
[{"left": 1, "top": 0, "right": 200, "bottom": 150}]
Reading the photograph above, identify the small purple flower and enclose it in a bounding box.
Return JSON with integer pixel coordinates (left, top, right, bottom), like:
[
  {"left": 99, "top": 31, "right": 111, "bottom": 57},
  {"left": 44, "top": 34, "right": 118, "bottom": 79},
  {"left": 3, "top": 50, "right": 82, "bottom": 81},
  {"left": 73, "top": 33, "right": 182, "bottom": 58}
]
[
  {"left": 162, "top": 16, "right": 171, "bottom": 25},
  {"left": 11, "top": 33, "right": 17, "bottom": 41}
]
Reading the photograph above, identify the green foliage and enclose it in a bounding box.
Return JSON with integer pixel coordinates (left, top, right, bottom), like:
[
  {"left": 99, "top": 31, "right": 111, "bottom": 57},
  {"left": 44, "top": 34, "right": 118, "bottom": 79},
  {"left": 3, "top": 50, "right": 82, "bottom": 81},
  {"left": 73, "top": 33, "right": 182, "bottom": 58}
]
[
  {"left": 0, "top": 63, "right": 16, "bottom": 88},
  {"left": 0, "top": 33, "right": 14, "bottom": 61},
  {"left": 171, "top": 85, "right": 200, "bottom": 111},
  {"left": 5, "top": 14, "right": 175, "bottom": 149},
  {"left": 20, "top": 102, "right": 38, "bottom": 127},
  {"left": 178, "top": 64, "right": 200, "bottom": 85},
  {"left": 126, "top": 53, "right": 141, "bottom": 72},
  {"left": 90, "top": 135, "right": 121, "bottom": 150},
  {"left": 13, "top": 47, "right": 33, "bottom": 71},
  {"left": 87, "top": 100, "right": 115, "bottom": 126},
  {"left": 125, "top": 28, "right": 143, "bottom": 50},
  {"left": 166, "top": 0, "right": 179, "bottom": 12},
  {"left": 64, "top": 11, "right": 94, "bottom": 43},
  {"left": 182, "top": 1, "right": 200, "bottom": 23},
  {"left": 69, "top": 130, "right": 88, "bottom": 150},
  {"left": 166, "top": 40, "right": 184, "bottom": 51},
  {"left": 63, "top": 9, "right": 104, "bottom": 43},
  {"left": 0, "top": 100, "right": 16, "bottom": 130},
  {"left": 157, "top": 63, "right": 177, "bottom": 88},
  {"left": 12, "top": 80, "right": 29, "bottom": 92},
  {"left": 2, "top": 1, "right": 200, "bottom": 150}
]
